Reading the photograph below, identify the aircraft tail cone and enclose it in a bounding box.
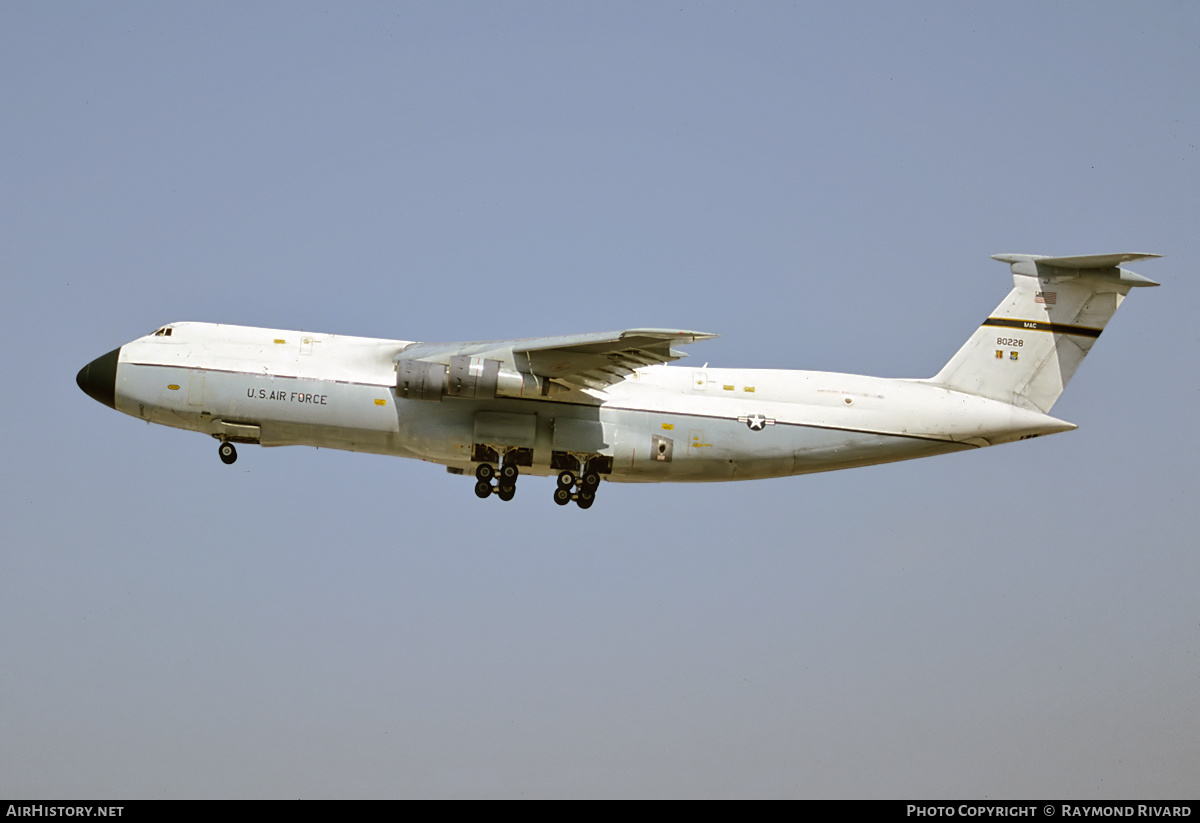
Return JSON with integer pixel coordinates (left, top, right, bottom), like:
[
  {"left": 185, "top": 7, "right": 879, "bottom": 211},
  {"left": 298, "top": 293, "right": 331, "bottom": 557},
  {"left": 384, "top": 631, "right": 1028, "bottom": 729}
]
[{"left": 76, "top": 347, "right": 121, "bottom": 409}]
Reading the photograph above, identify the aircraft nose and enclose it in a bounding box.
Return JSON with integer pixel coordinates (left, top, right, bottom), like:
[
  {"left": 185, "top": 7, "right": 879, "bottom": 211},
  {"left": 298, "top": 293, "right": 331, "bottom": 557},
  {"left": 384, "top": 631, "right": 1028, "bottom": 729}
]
[{"left": 76, "top": 347, "right": 121, "bottom": 409}]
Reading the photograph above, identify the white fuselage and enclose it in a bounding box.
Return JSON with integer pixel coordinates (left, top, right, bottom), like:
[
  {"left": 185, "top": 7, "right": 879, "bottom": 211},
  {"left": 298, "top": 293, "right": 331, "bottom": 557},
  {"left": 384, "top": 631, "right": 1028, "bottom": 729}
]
[{"left": 106, "top": 322, "right": 1074, "bottom": 483}]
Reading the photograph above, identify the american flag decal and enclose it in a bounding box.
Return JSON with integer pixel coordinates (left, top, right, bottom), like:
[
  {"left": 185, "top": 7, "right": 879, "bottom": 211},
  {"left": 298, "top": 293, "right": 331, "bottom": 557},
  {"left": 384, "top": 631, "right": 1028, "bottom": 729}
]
[{"left": 1035, "top": 291, "right": 1057, "bottom": 305}]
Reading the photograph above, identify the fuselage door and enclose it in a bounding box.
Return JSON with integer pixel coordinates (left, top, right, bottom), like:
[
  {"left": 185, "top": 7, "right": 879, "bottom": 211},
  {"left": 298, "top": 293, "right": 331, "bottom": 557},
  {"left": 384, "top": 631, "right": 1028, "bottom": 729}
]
[{"left": 187, "top": 371, "right": 205, "bottom": 406}]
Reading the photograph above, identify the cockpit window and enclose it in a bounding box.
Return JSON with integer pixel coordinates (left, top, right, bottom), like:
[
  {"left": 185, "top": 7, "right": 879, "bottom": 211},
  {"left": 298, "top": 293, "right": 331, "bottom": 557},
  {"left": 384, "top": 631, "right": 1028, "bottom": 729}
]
[{"left": 152, "top": 327, "right": 173, "bottom": 337}]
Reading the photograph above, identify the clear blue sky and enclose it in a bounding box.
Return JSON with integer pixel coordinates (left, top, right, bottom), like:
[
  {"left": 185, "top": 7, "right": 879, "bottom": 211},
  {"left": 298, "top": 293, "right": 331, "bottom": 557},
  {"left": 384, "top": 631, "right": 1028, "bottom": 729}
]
[{"left": 2, "top": 2, "right": 1197, "bottom": 798}]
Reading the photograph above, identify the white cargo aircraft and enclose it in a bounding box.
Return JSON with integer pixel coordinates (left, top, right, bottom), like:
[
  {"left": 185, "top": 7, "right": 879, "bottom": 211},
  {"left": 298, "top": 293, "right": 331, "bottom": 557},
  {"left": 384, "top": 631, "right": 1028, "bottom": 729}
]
[{"left": 77, "top": 253, "right": 1158, "bottom": 508}]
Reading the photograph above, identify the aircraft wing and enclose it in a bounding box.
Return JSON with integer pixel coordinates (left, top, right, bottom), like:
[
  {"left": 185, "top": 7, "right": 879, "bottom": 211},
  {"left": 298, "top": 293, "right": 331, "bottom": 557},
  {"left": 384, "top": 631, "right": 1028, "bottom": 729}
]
[
  {"left": 514, "top": 329, "right": 717, "bottom": 390},
  {"left": 398, "top": 328, "right": 717, "bottom": 391}
]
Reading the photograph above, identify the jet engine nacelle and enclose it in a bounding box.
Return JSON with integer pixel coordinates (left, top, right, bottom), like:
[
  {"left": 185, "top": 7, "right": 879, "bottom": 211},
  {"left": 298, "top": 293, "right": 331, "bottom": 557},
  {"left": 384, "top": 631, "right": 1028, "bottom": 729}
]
[{"left": 396, "top": 355, "right": 549, "bottom": 402}]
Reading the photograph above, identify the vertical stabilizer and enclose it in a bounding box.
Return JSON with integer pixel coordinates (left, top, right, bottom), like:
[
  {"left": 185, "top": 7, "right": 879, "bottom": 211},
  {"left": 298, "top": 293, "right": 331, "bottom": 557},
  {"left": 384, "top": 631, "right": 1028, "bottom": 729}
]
[{"left": 931, "top": 253, "right": 1159, "bottom": 412}]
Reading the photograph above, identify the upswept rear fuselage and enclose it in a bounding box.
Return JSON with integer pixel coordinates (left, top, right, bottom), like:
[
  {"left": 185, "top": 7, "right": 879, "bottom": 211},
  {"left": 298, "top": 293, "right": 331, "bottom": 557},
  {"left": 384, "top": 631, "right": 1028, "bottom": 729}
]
[{"left": 104, "top": 321, "right": 1072, "bottom": 484}]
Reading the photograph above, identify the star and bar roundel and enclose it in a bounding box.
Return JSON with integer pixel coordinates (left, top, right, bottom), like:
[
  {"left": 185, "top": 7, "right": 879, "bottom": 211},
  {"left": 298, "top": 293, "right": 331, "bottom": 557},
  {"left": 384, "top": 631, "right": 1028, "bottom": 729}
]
[{"left": 738, "top": 413, "right": 775, "bottom": 431}]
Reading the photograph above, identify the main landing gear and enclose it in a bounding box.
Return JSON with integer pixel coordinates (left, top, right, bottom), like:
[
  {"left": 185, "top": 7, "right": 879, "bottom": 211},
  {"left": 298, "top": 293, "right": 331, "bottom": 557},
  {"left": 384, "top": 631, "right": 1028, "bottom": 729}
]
[
  {"left": 218, "top": 441, "right": 237, "bottom": 465},
  {"left": 470, "top": 454, "right": 608, "bottom": 509},
  {"left": 552, "top": 466, "right": 601, "bottom": 510},
  {"left": 474, "top": 461, "right": 519, "bottom": 502}
]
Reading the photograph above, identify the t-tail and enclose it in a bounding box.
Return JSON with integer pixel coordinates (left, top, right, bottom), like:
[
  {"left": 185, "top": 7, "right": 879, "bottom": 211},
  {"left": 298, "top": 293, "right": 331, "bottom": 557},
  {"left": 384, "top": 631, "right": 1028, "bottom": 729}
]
[{"left": 932, "top": 253, "right": 1160, "bottom": 413}]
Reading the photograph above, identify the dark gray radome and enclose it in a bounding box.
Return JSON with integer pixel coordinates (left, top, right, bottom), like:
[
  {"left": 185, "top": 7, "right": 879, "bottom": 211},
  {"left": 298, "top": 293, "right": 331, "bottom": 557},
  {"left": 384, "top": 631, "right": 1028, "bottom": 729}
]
[{"left": 76, "top": 347, "right": 121, "bottom": 410}]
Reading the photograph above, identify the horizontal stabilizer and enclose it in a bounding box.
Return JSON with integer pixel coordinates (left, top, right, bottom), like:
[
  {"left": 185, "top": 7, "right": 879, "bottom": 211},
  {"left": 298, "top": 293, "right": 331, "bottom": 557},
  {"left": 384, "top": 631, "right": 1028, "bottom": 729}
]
[
  {"left": 992, "top": 252, "right": 1160, "bottom": 268},
  {"left": 991, "top": 253, "right": 1161, "bottom": 286}
]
